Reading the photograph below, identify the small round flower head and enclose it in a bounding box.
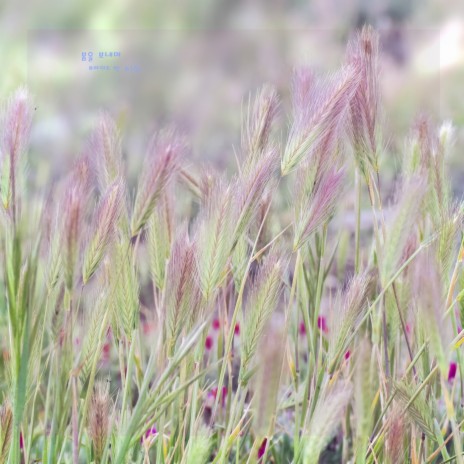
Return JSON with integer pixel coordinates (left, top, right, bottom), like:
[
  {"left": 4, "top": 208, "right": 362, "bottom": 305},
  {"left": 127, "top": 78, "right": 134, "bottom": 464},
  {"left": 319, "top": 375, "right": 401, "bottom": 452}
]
[
  {"left": 258, "top": 438, "right": 268, "bottom": 460},
  {"left": 448, "top": 362, "right": 457, "bottom": 382},
  {"left": 145, "top": 426, "right": 157, "bottom": 438},
  {"left": 140, "top": 425, "right": 157, "bottom": 444},
  {"left": 208, "top": 386, "right": 227, "bottom": 407},
  {"left": 205, "top": 336, "right": 213, "bottom": 351},
  {"left": 234, "top": 323, "right": 240, "bottom": 336}
]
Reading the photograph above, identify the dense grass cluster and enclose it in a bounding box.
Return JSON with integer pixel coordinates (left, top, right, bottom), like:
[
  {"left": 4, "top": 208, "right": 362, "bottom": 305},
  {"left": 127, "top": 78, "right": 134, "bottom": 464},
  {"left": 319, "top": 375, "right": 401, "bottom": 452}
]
[{"left": 0, "top": 27, "right": 463, "bottom": 463}]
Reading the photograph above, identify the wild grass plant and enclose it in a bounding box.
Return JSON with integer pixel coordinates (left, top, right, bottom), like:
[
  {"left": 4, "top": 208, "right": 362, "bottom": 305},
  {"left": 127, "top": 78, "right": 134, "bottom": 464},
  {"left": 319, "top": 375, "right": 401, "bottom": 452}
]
[{"left": 0, "top": 26, "right": 463, "bottom": 463}]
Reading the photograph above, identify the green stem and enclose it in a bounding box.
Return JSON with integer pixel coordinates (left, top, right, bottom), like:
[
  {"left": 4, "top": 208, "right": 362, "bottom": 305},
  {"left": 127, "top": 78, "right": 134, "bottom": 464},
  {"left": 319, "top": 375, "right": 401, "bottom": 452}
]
[
  {"left": 211, "top": 202, "right": 272, "bottom": 424},
  {"left": 121, "top": 334, "right": 137, "bottom": 425},
  {"left": 313, "top": 225, "right": 327, "bottom": 328}
]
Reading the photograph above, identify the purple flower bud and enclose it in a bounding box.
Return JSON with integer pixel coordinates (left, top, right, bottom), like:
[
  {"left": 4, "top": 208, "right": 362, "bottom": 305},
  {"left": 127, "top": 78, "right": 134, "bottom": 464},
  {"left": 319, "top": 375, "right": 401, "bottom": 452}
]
[
  {"left": 448, "top": 362, "right": 457, "bottom": 382},
  {"left": 257, "top": 438, "right": 268, "bottom": 460}
]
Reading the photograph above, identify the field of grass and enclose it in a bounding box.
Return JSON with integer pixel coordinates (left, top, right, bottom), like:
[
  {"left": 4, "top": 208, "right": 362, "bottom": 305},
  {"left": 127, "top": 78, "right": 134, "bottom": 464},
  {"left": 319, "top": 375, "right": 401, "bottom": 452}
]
[{"left": 0, "top": 25, "right": 464, "bottom": 463}]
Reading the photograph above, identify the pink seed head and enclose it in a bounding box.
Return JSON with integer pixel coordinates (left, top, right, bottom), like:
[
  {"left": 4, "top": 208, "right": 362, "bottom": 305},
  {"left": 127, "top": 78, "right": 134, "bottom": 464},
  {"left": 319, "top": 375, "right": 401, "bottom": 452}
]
[{"left": 2, "top": 87, "right": 33, "bottom": 164}]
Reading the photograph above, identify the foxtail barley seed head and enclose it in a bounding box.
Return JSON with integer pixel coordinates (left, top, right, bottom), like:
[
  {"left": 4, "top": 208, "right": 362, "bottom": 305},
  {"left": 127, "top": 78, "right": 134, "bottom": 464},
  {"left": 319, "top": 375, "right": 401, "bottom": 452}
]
[
  {"left": 411, "top": 250, "right": 450, "bottom": 374},
  {"left": 382, "top": 175, "right": 427, "bottom": 282},
  {"left": 195, "top": 177, "right": 235, "bottom": 301},
  {"left": 82, "top": 178, "right": 124, "bottom": 284},
  {"left": 304, "top": 382, "right": 352, "bottom": 464},
  {"left": 240, "top": 252, "right": 285, "bottom": 385},
  {"left": 231, "top": 233, "right": 249, "bottom": 289},
  {"left": 392, "top": 380, "right": 435, "bottom": 439},
  {"left": 293, "top": 164, "right": 345, "bottom": 251},
  {"left": 385, "top": 405, "right": 406, "bottom": 464},
  {"left": 80, "top": 293, "right": 108, "bottom": 383},
  {"left": 164, "top": 228, "right": 199, "bottom": 356},
  {"left": 112, "top": 240, "right": 140, "bottom": 341},
  {"left": 0, "top": 400, "right": 13, "bottom": 463},
  {"left": 233, "top": 148, "right": 279, "bottom": 241},
  {"left": 408, "top": 117, "right": 453, "bottom": 224},
  {"left": 130, "top": 129, "right": 183, "bottom": 237},
  {"left": 404, "top": 116, "right": 434, "bottom": 178},
  {"left": 437, "top": 204, "right": 463, "bottom": 277},
  {"left": 1, "top": 87, "right": 32, "bottom": 168},
  {"left": 346, "top": 25, "right": 381, "bottom": 175},
  {"left": 90, "top": 112, "right": 123, "bottom": 193},
  {"left": 242, "top": 84, "right": 279, "bottom": 174},
  {"left": 62, "top": 157, "right": 91, "bottom": 290},
  {"left": 281, "top": 63, "right": 360, "bottom": 175},
  {"left": 89, "top": 381, "right": 111, "bottom": 463},
  {"left": 252, "top": 317, "right": 286, "bottom": 438},
  {"left": 0, "top": 87, "right": 33, "bottom": 220},
  {"left": 329, "top": 272, "right": 370, "bottom": 369},
  {"left": 148, "top": 191, "right": 174, "bottom": 290},
  {"left": 44, "top": 195, "right": 63, "bottom": 291}
]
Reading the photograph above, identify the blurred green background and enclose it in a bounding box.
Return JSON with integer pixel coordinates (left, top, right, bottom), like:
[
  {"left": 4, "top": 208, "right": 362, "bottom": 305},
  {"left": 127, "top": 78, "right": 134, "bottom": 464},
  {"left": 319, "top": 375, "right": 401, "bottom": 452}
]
[{"left": 1, "top": 0, "right": 463, "bottom": 193}]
